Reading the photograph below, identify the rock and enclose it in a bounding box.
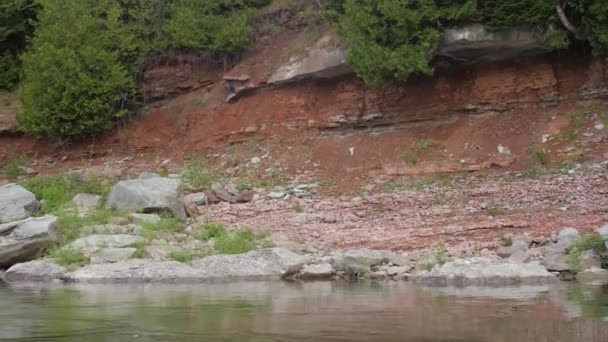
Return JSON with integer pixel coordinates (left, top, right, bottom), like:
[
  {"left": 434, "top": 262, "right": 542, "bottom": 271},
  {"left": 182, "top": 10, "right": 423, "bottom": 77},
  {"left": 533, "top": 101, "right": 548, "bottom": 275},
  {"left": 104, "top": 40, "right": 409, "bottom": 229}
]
[
  {"left": 386, "top": 266, "right": 411, "bottom": 277},
  {"left": 579, "top": 250, "right": 602, "bottom": 271},
  {"left": 129, "top": 213, "right": 161, "bottom": 225},
  {"left": 576, "top": 268, "right": 608, "bottom": 284},
  {"left": 90, "top": 248, "right": 136, "bottom": 264},
  {"left": 412, "top": 257, "right": 557, "bottom": 286},
  {"left": 268, "top": 191, "right": 286, "bottom": 200},
  {"left": 542, "top": 241, "right": 573, "bottom": 272},
  {"left": 68, "top": 235, "right": 144, "bottom": 254},
  {"left": 72, "top": 193, "right": 101, "bottom": 214},
  {"left": 557, "top": 228, "right": 580, "bottom": 244},
  {"left": 369, "top": 270, "right": 388, "bottom": 280},
  {"left": 508, "top": 250, "right": 532, "bottom": 264},
  {"left": 235, "top": 191, "right": 255, "bottom": 203},
  {"left": 138, "top": 172, "right": 160, "bottom": 180},
  {"left": 211, "top": 183, "right": 235, "bottom": 203},
  {"left": 80, "top": 224, "right": 130, "bottom": 236},
  {"left": 497, "top": 240, "right": 528, "bottom": 258},
  {"left": 336, "top": 249, "right": 389, "bottom": 267},
  {"left": 250, "top": 157, "right": 261, "bottom": 165},
  {"left": 144, "top": 245, "right": 182, "bottom": 261},
  {"left": 63, "top": 260, "right": 207, "bottom": 283},
  {"left": 4, "top": 260, "right": 66, "bottom": 282},
  {"left": 299, "top": 263, "right": 334, "bottom": 280},
  {"left": 184, "top": 192, "right": 208, "bottom": 206},
  {"left": 0, "top": 215, "right": 58, "bottom": 268},
  {"left": 595, "top": 224, "right": 608, "bottom": 240},
  {"left": 106, "top": 178, "right": 186, "bottom": 220},
  {"left": 108, "top": 217, "right": 130, "bottom": 226},
  {"left": 0, "top": 183, "right": 40, "bottom": 223},
  {"left": 191, "top": 248, "right": 310, "bottom": 280}
]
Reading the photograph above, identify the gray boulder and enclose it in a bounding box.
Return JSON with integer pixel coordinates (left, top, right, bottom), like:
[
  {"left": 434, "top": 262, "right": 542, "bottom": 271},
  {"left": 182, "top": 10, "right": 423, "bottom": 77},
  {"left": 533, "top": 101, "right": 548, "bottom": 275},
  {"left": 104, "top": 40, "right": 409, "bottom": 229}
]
[
  {"left": 577, "top": 268, "right": 608, "bottom": 284},
  {"left": 68, "top": 235, "right": 144, "bottom": 254},
  {"left": 0, "top": 183, "right": 40, "bottom": 223},
  {"left": 595, "top": 224, "right": 608, "bottom": 240},
  {"left": 0, "top": 215, "right": 58, "bottom": 268},
  {"left": 63, "top": 260, "right": 206, "bottom": 283},
  {"left": 4, "top": 260, "right": 66, "bottom": 282},
  {"left": 106, "top": 178, "right": 186, "bottom": 220},
  {"left": 130, "top": 213, "right": 161, "bottom": 225},
  {"left": 557, "top": 228, "right": 580, "bottom": 244},
  {"left": 334, "top": 249, "right": 389, "bottom": 267},
  {"left": 542, "top": 241, "right": 573, "bottom": 272},
  {"left": 90, "top": 248, "right": 136, "bottom": 264},
  {"left": 191, "top": 248, "right": 310, "bottom": 281},
  {"left": 72, "top": 193, "right": 101, "bottom": 214},
  {"left": 299, "top": 263, "right": 334, "bottom": 280},
  {"left": 80, "top": 224, "right": 131, "bottom": 236},
  {"left": 413, "top": 257, "right": 557, "bottom": 286}
]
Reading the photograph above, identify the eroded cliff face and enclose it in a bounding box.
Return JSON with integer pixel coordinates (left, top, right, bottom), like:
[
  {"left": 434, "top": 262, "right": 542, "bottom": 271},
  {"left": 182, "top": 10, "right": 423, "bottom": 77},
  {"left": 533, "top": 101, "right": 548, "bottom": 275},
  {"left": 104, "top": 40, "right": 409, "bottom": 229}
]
[{"left": 1, "top": 24, "right": 607, "bottom": 191}]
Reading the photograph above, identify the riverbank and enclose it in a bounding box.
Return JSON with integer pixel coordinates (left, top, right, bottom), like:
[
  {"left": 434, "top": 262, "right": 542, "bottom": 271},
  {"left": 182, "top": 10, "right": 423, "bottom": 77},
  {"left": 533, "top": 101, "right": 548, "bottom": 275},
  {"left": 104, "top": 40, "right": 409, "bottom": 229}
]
[{"left": 1, "top": 162, "right": 607, "bottom": 286}]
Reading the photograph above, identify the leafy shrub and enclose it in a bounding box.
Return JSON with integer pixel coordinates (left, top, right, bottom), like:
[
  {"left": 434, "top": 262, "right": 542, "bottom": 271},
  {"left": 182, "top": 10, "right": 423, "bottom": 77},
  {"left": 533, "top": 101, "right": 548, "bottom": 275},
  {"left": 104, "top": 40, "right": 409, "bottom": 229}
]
[
  {"left": 567, "top": 233, "right": 608, "bottom": 271},
  {"left": 183, "top": 159, "right": 221, "bottom": 190},
  {"left": 49, "top": 246, "right": 89, "bottom": 267},
  {"left": 196, "top": 222, "right": 228, "bottom": 241},
  {"left": 168, "top": 249, "right": 194, "bottom": 263},
  {"left": 140, "top": 217, "right": 185, "bottom": 240},
  {"left": 1, "top": 155, "right": 28, "bottom": 181},
  {"left": 0, "top": 0, "right": 38, "bottom": 89}
]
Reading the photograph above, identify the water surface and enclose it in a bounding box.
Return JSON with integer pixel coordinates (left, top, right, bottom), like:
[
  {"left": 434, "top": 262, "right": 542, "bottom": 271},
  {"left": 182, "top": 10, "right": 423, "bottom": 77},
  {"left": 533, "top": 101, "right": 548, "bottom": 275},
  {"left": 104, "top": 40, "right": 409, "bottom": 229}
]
[{"left": 1, "top": 281, "right": 607, "bottom": 341}]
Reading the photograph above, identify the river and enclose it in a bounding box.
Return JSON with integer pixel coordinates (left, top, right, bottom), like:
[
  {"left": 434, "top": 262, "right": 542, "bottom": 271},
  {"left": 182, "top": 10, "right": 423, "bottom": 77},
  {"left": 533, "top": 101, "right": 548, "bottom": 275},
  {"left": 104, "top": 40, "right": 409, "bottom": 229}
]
[{"left": 1, "top": 281, "right": 607, "bottom": 341}]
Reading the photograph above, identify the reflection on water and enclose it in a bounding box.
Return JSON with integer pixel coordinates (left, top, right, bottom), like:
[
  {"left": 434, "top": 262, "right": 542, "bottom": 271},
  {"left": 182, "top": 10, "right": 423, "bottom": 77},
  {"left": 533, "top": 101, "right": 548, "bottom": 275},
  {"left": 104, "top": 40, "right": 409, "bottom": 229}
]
[{"left": 1, "top": 281, "right": 607, "bottom": 341}]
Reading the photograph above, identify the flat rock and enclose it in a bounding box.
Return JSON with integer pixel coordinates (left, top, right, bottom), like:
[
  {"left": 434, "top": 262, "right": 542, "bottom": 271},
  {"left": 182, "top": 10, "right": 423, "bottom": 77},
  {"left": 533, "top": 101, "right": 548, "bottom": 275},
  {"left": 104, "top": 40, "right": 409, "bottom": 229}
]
[
  {"left": 211, "top": 183, "right": 235, "bottom": 203},
  {"left": 191, "top": 248, "right": 310, "bottom": 281},
  {"left": 63, "top": 260, "right": 207, "bottom": 283},
  {"left": 90, "top": 248, "right": 136, "bottom": 264},
  {"left": 0, "top": 183, "right": 40, "bottom": 223},
  {"left": 144, "top": 245, "right": 182, "bottom": 261},
  {"left": 4, "top": 260, "right": 66, "bottom": 282},
  {"left": 184, "top": 193, "right": 208, "bottom": 206},
  {"left": 412, "top": 257, "right": 557, "bottom": 286},
  {"left": 106, "top": 178, "right": 186, "bottom": 220},
  {"left": 129, "top": 213, "right": 161, "bottom": 225},
  {"left": 335, "top": 249, "right": 389, "bottom": 267},
  {"left": 299, "top": 263, "right": 334, "bottom": 280},
  {"left": 0, "top": 215, "right": 58, "bottom": 268},
  {"left": 68, "top": 235, "right": 144, "bottom": 253},
  {"left": 72, "top": 193, "right": 101, "bottom": 214},
  {"left": 80, "top": 224, "right": 131, "bottom": 236}
]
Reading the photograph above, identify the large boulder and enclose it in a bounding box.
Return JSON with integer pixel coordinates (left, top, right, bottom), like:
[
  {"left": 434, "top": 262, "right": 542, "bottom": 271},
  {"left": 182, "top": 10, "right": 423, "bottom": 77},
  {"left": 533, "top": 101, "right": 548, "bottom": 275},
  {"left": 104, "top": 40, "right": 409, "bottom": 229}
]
[
  {"left": 412, "top": 257, "right": 557, "bottom": 286},
  {"left": 90, "top": 248, "right": 136, "bottom": 264},
  {"left": 556, "top": 228, "right": 580, "bottom": 244},
  {"left": 542, "top": 241, "right": 573, "bottom": 272},
  {"left": 106, "top": 178, "right": 186, "bottom": 220},
  {"left": 190, "top": 248, "right": 310, "bottom": 281},
  {"left": 4, "top": 259, "right": 66, "bottom": 282},
  {"left": 63, "top": 260, "right": 207, "bottom": 283},
  {"left": 0, "top": 183, "right": 40, "bottom": 223},
  {"left": 0, "top": 215, "right": 57, "bottom": 268}
]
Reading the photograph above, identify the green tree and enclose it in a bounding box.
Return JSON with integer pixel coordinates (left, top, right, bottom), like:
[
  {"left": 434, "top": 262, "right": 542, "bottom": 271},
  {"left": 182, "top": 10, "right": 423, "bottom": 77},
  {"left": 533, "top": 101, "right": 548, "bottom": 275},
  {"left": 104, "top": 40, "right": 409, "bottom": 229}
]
[
  {"left": 18, "top": 0, "right": 134, "bottom": 139},
  {"left": 331, "top": 0, "right": 476, "bottom": 85},
  {"left": 0, "top": 0, "right": 37, "bottom": 89}
]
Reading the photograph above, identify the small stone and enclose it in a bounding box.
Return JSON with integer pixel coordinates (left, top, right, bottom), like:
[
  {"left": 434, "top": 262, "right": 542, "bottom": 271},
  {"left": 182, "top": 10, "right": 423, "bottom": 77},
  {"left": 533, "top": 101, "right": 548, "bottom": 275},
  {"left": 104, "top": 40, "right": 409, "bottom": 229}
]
[
  {"left": 268, "top": 191, "right": 286, "bottom": 200},
  {"left": 212, "top": 183, "right": 235, "bottom": 203},
  {"left": 497, "top": 144, "right": 511, "bottom": 155},
  {"left": 251, "top": 157, "right": 261, "bottom": 165},
  {"left": 235, "top": 191, "right": 255, "bottom": 203},
  {"left": 595, "top": 122, "right": 605, "bottom": 131},
  {"left": 108, "top": 217, "right": 130, "bottom": 226},
  {"left": 184, "top": 192, "right": 208, "bottom": 206}
]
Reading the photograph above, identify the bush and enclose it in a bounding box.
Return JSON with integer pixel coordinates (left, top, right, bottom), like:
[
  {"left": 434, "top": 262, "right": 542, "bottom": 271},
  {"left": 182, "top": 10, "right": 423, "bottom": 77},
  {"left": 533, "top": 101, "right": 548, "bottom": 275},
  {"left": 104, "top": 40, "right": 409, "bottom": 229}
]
[
  {"left": 49, "top": 246, "right": 89, "bottom": 267},
  {"left": 0, "top": 0, "right": 38, "bottom": 89},
  {"left": 196, "top": 222, "right": 228, "bottom": 241},
  {"left": 567, "top": 233, "right": 608, "bottom": 271},
  {"left": 18, "top": 1, "right": 134, "bottom": 139}
]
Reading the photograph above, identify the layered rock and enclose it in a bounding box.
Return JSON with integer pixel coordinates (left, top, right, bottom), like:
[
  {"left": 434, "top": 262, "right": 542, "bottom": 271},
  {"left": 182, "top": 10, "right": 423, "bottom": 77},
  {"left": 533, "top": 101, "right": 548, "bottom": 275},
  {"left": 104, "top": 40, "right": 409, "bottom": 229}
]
[
  {"left": 0, "top": 184, "right": 40, "bottom": 224},
  {"left": 0, "top": 215, "right": 57, "bottom": 268},
  {"left": 4, "top": 259, "right": 66, "bottom": 282},
  {"left": 413, "top": 257, "right": 557, "bottom": 286}
]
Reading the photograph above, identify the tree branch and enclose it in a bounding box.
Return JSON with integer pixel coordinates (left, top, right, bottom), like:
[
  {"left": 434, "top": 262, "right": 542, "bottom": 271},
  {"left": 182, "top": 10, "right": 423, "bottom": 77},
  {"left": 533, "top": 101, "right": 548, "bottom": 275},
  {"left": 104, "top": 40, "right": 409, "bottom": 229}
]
[{"left": 555, "top": 3, "right": 576, "bottom": 34}]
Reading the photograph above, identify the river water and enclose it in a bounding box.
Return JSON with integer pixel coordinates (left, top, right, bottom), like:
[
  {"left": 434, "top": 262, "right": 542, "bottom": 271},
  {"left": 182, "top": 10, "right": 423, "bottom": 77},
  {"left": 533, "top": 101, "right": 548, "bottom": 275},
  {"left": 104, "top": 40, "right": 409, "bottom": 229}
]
[{"left": 1, "top": 281, "right": 607, "bottom": 341}]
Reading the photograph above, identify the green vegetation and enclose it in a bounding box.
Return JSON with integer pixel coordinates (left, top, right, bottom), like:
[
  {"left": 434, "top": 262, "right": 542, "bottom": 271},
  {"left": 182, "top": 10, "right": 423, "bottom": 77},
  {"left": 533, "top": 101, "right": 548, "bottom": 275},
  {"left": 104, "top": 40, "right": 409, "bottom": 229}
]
[
  {"left": 500, "top": 233, "right": 513, "bottom": 247},
  {"left": 420, "top": 248, "right": 448, "bottom": 271},
  {"left": 182, "top": 158, "right": 221, "bottom": 190},
  {"left": 49, "top": 246, "right": 89, "bottom": 267},
  {"left": 10, "top": 0, "right": 271, "bottom": 139},
  {"left": 415, "top": 138, "right": 433, "bottom": 152},
  {"left": 55, "top": 208, "right": 126, "bottom": 244},
  {"left": 195, "top": 222, "right": 272, "bottom": 254},
  {"left": 327, "top": 0, "right": 608, "bottom": 85},
  {"left": 1, "top": 155, "right": 28, "bottom": 181},
  {"left": 401, "top": 151, "right": 418, "bottom": 166},
  {"left": 567, "top": 233, "right": 608, "bottom": 271},
  {"left": 19, "top": 174, "right": 113, "bottom": 213},
  {"left": 139, "top": 217, "right": 185, "bottom": 240},
  {"left": 168, "top": 249, "right": 194, "bottom": 263},
  {"left": 529, "top": 144, "right": 548, "bottom": 166}
]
